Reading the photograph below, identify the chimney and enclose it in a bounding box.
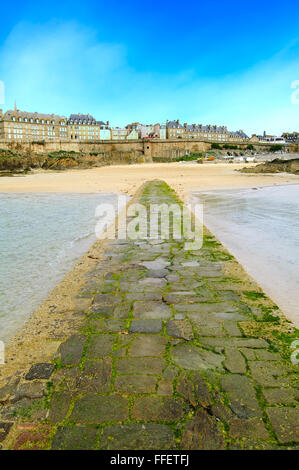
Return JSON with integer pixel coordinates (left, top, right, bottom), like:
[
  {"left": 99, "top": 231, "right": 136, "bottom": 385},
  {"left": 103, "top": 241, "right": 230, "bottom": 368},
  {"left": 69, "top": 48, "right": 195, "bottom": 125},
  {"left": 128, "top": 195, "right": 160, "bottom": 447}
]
[{"left": 106, "top": 121, "right": 109, "bottom": 126}]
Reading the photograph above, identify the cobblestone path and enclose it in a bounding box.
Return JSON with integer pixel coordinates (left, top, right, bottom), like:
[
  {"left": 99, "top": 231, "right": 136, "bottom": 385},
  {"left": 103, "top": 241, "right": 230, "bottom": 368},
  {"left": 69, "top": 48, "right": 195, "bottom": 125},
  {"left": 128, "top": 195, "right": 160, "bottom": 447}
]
[{"left": 0, "top": 181, "right": 298, "bottom": 450}]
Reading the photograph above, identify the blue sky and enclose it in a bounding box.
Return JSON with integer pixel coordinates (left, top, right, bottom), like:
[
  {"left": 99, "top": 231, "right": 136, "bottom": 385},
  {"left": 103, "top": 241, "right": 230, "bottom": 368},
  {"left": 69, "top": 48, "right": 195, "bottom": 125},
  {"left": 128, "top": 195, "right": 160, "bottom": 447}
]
[{"left": 1, "top": 0, "right": 299, "bottom": 135}]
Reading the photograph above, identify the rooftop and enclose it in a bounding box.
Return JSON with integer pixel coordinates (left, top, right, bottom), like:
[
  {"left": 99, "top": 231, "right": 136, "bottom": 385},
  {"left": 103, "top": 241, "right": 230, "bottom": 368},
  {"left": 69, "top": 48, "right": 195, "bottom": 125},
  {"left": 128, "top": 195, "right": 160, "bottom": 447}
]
[
  {"left": 3, "top": 109, "right": 66, "bottom": 121},
  {"left": 67, "top": 113, "right": 97, "bottom": 124}
]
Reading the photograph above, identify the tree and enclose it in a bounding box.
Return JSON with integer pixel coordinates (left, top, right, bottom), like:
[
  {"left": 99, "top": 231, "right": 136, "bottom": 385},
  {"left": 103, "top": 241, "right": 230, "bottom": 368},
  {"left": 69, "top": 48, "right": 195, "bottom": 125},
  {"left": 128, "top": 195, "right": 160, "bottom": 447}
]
[{"left": 270, "top": 144, "right": 283, "bottom": 152}]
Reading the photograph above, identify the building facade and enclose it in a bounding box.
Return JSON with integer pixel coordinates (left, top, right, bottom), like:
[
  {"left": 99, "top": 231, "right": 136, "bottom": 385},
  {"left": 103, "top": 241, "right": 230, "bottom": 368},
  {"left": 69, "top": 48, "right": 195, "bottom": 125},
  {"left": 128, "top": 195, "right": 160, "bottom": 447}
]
[
  {"left": 159, "top": 124, "right": 166, "bottom": 139},
  {"left": 99, "top": 122, "right": 111, "bottom": 140},
  {"left": 0, "top": 107, "right": 67, "bottom": 141},
  {"left": 165, "top": 120, "right": 244, "bottom": 142},
  {"left": 111, "top": 127, "right": 129, "bottom": 140},
  {"left": 228, "top": 130, "right": 249, "bottom": 142},
  {"left": 250, "top": 131, "right": 287, "bottom": 144},
  {"left": 282, "top": 132, "right": 299, "bottom": 143},
  {"left": 186, "top": 124, "right": 230, "bottom": 142},
  {"left": 67, "top": 114, "right": 111, "bottom": 140},
  {"left": 126, "top": 129, "right": 139, "bottom": 139},
  {"left": 125, "top": 122, "right": 166, "bottom": 139},
  {"left": 166, "top": 120, "right": 185, "bottom": 138},
  {"left": 0, "top": 106, "right": 256, "bottom": 144}
]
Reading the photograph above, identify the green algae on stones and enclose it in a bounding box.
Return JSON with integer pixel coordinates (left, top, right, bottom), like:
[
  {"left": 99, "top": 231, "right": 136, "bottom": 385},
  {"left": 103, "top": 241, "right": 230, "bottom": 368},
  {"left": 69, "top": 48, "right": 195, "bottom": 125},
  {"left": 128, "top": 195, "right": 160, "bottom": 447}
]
[{"left": 170, "top": 342, "right": 224, "bottom": 371}]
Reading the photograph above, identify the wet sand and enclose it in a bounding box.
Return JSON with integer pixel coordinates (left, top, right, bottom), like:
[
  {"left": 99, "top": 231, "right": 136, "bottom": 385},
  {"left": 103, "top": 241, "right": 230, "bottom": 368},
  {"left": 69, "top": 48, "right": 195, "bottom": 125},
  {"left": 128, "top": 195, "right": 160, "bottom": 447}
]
[{"left": 1, "top": 162, "right": 299, "bottom": 201}]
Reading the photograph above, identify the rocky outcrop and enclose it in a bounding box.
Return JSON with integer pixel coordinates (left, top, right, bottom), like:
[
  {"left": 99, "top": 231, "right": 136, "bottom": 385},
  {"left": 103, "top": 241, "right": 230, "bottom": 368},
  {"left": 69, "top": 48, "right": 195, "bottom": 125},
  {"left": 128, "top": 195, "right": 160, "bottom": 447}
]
[
  {"left": 239, "top": 158, "right": 299, "bottom": 175},
  {"left": 0, "top": 149, "right": 144, "bottom": 174}
]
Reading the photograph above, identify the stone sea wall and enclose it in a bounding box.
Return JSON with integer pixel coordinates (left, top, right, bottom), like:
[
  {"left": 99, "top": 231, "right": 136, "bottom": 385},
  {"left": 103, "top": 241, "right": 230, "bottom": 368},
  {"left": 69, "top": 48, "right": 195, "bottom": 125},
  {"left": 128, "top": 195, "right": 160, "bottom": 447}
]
[
  {"left": 0, "top": 139, "right": 212, "bottom": 172},
  {"left": 0, "top": 139, "right": 288, "bottom": 172}
]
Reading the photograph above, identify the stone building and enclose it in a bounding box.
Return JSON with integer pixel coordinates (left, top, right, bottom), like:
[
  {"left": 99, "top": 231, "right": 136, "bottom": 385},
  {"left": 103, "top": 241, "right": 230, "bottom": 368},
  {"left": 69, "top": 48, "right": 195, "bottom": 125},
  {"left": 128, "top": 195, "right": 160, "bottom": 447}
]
[
  {"left": 111, "top": 127, "right": 129, "bottom": 140},
  {"left": 125, "top": 122, "right": 166, "bottom": 139},
  {"left": 137, "top": 124, "right": 154, "bottom": 138},
  {"left": 282, "top": 132, "right": 299, "bottom": 143},
  {"left": 166, "top": 120, "right": 185, "bottom": 138},
  {"left": 0, "top": 105, "right": 250, "bottom": 144},
  {"left": 165, "top": 120, "right": 244, "bottom": 142},
  {"left": 67, "top": 114, "right": 111, "bottom": 140},
  {"left": 98, "top": 122, "right": 111, "bottom": 140},
  {"left": 159, "top": 124, "right": 166, "bottom": 139},
  {"left": 126, "top": 129, "right": 139, "bottom": 139},
  {"left": 0, "top": 111, "right": 5, "bottom": 139},
  {"left": 185, "top": 124, "right": 230, "bottom": 142},
  {"left": 249, "top": 134, "right": 260, "bottom": 143},
  {"left": 0, "top": 106, "right": 67, "bottom": 141},
  {"left": 151, "top": 123, "right": 165, "bottom": 139},
  {"left": 228, "top": 130, "right": 249, "bottom": 142}
]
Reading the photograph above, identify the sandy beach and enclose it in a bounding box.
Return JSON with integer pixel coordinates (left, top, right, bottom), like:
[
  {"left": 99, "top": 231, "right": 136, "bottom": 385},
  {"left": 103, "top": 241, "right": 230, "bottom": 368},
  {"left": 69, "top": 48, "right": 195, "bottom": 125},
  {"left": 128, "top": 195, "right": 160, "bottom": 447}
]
[{"left": 1, "top": 162, "right": 299, "bottom": 200}]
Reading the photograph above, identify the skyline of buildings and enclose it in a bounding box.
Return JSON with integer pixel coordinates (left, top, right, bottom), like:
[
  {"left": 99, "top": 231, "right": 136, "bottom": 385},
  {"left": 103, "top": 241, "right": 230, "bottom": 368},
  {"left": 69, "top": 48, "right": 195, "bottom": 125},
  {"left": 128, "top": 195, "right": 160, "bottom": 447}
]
[{"left": 0, "top": 105, "right": 296, "bottom": 144}]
